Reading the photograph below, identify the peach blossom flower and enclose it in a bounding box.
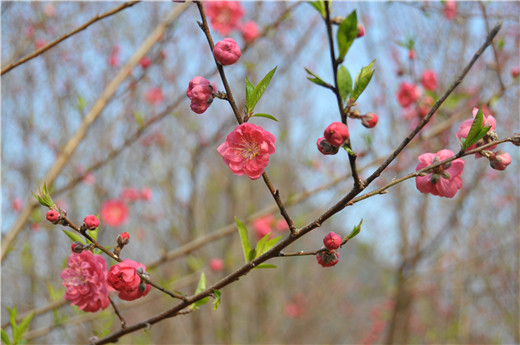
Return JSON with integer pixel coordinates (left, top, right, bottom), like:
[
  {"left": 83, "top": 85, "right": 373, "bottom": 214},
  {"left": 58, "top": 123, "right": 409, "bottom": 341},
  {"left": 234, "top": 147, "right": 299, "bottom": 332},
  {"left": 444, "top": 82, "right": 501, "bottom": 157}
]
[
  {"left": 121, "top": 187, "right": 141, "bottom": 202},
  {"left": 186, "top": 76, "right": 216, "bottom": 114},
  {"left": 107, "top": 260, "right": 151, "bottom": 301},
  {"left": 456, "top": 107, "right": 497, "bottom": 156},
  {"left": 241, "top": 21, "right": 259, "bottom": 43},
  {"left": 145, "top": 87, "right": 164, "bottom": 106},
  {"left": 397, "top": 82, "right": 419, "bottom": 108},
  {"left": 421, "top": 70, "right": 438, "bottom": 91},
  {"left": 61, "top": 251, "right": 110, "bottom": 312},
  {"left": 205, "top": 1, "right": 244, "bottom": 36},
  {"left": 415, "top": 149, "right": 465, "bottom": 198},
  {"left": 217, "top": 123, "right": 276, "bottom": 180},
  {"left": 443, "top": 0, "right": 457, "bottom": 20},
  {"left": 252, "top": 214, "right": 275, "bottom": 239},
  {"left": 209, "top": 258, "right": 224, "bottom": 272},
  {"left": 213, "top": 38, "right": 241, "bottom": 65},
  {"left": 100, "top": 199, "right": 128, "bottom": 227}
]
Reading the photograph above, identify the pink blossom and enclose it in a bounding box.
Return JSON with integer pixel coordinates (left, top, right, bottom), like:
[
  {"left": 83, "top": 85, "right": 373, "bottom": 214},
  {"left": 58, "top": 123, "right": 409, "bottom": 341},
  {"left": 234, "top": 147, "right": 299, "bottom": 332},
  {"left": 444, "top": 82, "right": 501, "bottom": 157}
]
[
  {"left": 397, "top": 82, "right": 419, "bottom": 108},
  {"left": 324, "top": 122, "right": 349, "bottom": 147},
  {"left": 61, "top": 251, "right": 110, "bottom": 312},
  {"left": 145, "top": 87, "right": 164, "bottom": 106},
  {"left": 186, "top": 76, "right": 216, "bottom": 114},
  {"left": 421, "top": 70, "right": 438, "bottom": 91},
  {"left": 84, "top": 215, "right": 99, "bottom": 230},
  {"left": 443, "top": 0, "right": 457, "bottom": 20},
  {"left": 408, "top": 49, "right": 416, "bottom": 60},
  {"left": 252, "top": 214, "right": 275, "bottom": 239},
  {"left": 316, "top": 250, "right": 340, "bottom": 267},
  {"left": 241, "top": 21, "right": 260, "bottom": 43},
  {"left": 117, "top": 232, "right": 130, "bottom": 246},
  {"left": 109, "top": 46, "right": 120, "bottom": 67},
  {"left": 121, "top": 187, "right": 141, "bottom": 202},
  {"left": 43, "top": 4, "right": 56, "bottom": 17},
  {"left": 204, "top": 1, "right": 244, "bottom": 36},
  {"left": 107, "top": 260, "right": 151, "bottom": 301},
  {"left": 209, "top": 258, "right": 224, "bottom": 272},
  {"left": 213, "top": 38, "right": 241, "bottom": 65},
  {"left": 316, "top": 137, "right": 339, "bottom": 155},
  {"left": 139, "top": 56, "right": 152, "bottom": 69},
  {"left": 489, "top": 151, "right": 512, "bottom": 171},
  {"left": 217, "top": 123, "right": 276, "bottom": 180},
  {"left": 323, "top": 232, "right": 342, "bottom": 250},
  {"left": 46, "top": 210, "right": 59, "bottom": 223},
  {"left": 456, "top": 107, "right": 497, "bottom": 156},
  {"left": 415, "top": 149, "right": 465, "bottom": 198},
  {"left": 100, "top": 199, "right": 128, "bottom": 227},
  {"left": 512, "top": 68, "right": 519, "bottom": 78}
]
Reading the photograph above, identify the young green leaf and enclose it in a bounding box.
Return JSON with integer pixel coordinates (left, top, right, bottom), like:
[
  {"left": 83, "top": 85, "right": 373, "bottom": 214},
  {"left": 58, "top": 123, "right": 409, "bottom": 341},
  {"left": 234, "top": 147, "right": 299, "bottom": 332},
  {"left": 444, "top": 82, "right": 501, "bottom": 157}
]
[
  {"left": 250, "top": 67, "right": 277, "bottom": 113},
  {"left": 251, "top": 113, "right": 279, "bottom": 122},
  {"left": 337, "top": 65, "right": 353, "bottom": 101},
  {"left": 13, "top": 312, "right": 34, "bottom": 344},
  {"left": 8, "top": 307, "right": 17, "bottom": 332},
  {"left": 191, "top": 273, "right": 209, "bottom": 309},
  {"left": 1, "top": 329, "right": 10, "bottom": 345},
  {"left": 265, "top": 236, "right": 282, "bottom": 251},
  {"left": 350, "top": 59, "right": 375, "bottom": 102},
  {"left": 248, "top": 248, "right": 257, "bottom": 262},
  {"left": 255, "top": 264, "right": 277, "bottom": 269},
  {"left": 461, "top": 106, "right": 491, "bottom": 150},
  {"left": 336, "top": 11, "right": 358, "bottom": 60},
  {"left": 61, "top": 230, "right": 85, "bottom": 245},
  {"left": 245, "top": 77, "right": 255, "bottom": 114},
  {"left": 235, "top": 217, "right": 251, "bottom": 263},
  {"left": 305, "top": 68, "right": 329, "bottom": 88},
  {"left": 212, "top": 289, "right": 222, "bottom": 311},
  {"left": 307, "top": 1, "right": 326, "bottom": 18},
  {"left": 347, "top": 219, "right": 363, "bottom": 239},
  {"left": 255, "top": 233, "right": 272, "bottom": 258}
]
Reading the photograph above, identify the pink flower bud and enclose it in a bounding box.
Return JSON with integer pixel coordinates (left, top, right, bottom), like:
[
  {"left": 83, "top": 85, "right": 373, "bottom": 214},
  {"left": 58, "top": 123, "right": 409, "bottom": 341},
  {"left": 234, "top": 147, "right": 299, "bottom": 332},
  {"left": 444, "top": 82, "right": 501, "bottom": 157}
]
[
  {"left": 316, "top": 250, "right": 340, "bottom": 268},
  {"left": 324, "top": 122, "right": 349, "bottom": 147},
  {"left": 71, "top": 241, "right": 84, "bottom": 253},
  {"left": 186, "top": 76, "right": 216, "bottom": 114},
  {"left": 241, "top": 21, "right": 260, "bottom": 43},
  {"left": 213, "top": 38, "right": 241, "bottom": 66},
  {"left": 443, "top": 0, "right": 457, "bottom": 20},
  {"left": 357, "top": 23, "right": 365, "bottom": 38},
  {"left": 323, "top": 232, "right": 342, "bottom": 250},
  {"left": 139, "top": 56, "right": 152, "bottom": 69},
  {"left": 512, "top": 68, "right": 519, "bottom": 78},
  {"left": 46, "top": 210, "right": 60, "bottom": 223},
  {"left": 209, "top": 258, "right": 224, "bottom": 272},
  {"left": 361, "top": 112, "right": 378, "bottom": 128},
  {"left": 117, "top": 232, "right": 130, "bottom": 246},
  {"left": 489, "top": 151, "right": 512, "bottom": 171},
  {"left": 316, "top": 137, "right": 339, "bottom": 155},
  {"left": 84, "top": 215, "right": 99, "bottom": 230},
  {"left": 408, "top": 49, "right": 416, "bottom": 60},
  {"left": 421, "top": 70, "right": 438, "bottom": 91},
  {"left": 396, "top": 82, "right": 419, "bottom": 108},
  {"left": 107, "top": 260, "right": 151, "bottom": 301}
]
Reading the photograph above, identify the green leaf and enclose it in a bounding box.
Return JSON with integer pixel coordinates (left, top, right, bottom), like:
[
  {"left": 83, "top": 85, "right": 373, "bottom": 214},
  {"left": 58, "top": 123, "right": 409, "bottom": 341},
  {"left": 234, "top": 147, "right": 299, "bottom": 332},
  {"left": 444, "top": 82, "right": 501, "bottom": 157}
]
[
  {"left": 245, "top": 77, "right": 255, "bottom": 114},
  {"left": 14, "top": 313, "right": 34, "bottom": 344},
  {"left": 251, "top": 113, "right": 279, "bottom": 122},
  {"left": 250, "top": 67, "right": 277, "bottom": 113},
  {"left": 307, "top": 1, "right": 326, "bottom": 17},
  {"left": 336, "top": 11, "right": 358, "bottom": 60},
  {"left": 265, "top": 236, "right": 282, "bottom": 251},
  {"left": 191, "top": 273, "right": 209, "bottom": 309},
  {"left": 350, "top": 59, "right": 375, "bottom": 102},
  {"left": 255, "top": 264, "right": 277, "bottom": 269},
  {"left": 212, "top": 289, "right": 222, "bottom": 311},
  {"left": 305, "top": 68, "right": 329, "bottom": 88},
  {"left": 61, "top": 230, "right": 84, "bottom": 245},
  {"left": 337, "top": 65, "right": 352, "bottom": 101},
  {"left": 255, "top": 233, "right": 271, "bottom": 258},
  {"left": 32, "top": 183, "right": 55, "bottom": 208},
  {"left": 235, "top": 217, "right": 251, "bottom": 263},
  {"left": 461, "top": 106, "right": 491, "bottom": 150},
  {"left": 7, "top": 307, "right": 17, "bottom": 332},
  {"left": 89, "top": 228, "right": 98, "bottom": 242},
  {"left": 348, "top": 219, "right": 363, "bottom": 239},
  {"left": 1, "top": 329, "right": 11, "bottom": 345},
  {"left": 133, "top": 112, "right": 145, "bottom": 129},
  {"left": 248, "top": 248, "right": 257, "bottom": 262},
  {"left": 77, "top": 96, "right": 86, "bottom": 112}
]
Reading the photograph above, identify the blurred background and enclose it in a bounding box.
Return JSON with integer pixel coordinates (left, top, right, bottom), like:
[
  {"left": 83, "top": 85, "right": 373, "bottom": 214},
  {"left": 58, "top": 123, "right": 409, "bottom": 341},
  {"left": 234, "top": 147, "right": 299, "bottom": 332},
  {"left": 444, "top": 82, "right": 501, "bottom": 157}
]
[{"left": 1, "top": 1, "right": 519, "bottom": 344}]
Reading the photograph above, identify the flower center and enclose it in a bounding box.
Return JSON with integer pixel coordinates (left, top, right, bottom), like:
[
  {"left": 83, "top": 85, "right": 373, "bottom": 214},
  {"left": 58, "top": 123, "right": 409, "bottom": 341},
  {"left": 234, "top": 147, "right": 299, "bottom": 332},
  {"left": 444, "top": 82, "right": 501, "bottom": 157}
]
[{"left": 240, "top": 140, "right": 260, "bottom": 160}]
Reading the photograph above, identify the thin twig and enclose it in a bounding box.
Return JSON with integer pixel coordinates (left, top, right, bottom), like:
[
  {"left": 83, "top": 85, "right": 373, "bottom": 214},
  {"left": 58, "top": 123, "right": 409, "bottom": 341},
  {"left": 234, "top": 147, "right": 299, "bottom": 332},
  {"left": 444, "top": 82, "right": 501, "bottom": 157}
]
[
  {"left": 1, "top": 1, "right": 140, "bottom": 75},
  {"left": 109, "top": 297, "right": 127, "bottom": 329}
]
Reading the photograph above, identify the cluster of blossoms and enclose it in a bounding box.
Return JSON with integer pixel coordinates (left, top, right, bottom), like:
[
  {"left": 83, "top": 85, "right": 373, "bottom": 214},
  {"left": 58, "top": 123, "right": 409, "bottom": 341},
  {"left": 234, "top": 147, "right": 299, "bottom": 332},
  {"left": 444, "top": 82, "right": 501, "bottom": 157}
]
[
  {"left": 251, "top": 213, "right": 289, "bottom": 239},
  {"left": 316, "top": 232, "right": 342, "bottom": 267},
  {"left": 414, "top": 107, "right": 512, "bottom": 199},
  {"left": 205, "top": 1, "right": 259, "bottom": 43},
  {"left": 59, "top": 229, "right": 151, "bottom": 312},
  {"left": 397, "top": 70, "right": 437, "bottom": 129},
  {"left": 217, "top": 122, "right": 276, "bottom": 180}
]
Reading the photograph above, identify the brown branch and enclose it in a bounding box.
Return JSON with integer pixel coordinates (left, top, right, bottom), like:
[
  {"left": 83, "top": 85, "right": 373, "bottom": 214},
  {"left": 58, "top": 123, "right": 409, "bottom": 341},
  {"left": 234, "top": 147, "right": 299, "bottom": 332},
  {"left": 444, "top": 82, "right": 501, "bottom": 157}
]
[
  {"left": 479, "top": 1, "right": 505, "bottom": 91},
  {"left": 1, "top": 1, "right": 140, "bottom": 75},
  {"left": 109, "top": 296, "right": 127, "bottom": 329}
]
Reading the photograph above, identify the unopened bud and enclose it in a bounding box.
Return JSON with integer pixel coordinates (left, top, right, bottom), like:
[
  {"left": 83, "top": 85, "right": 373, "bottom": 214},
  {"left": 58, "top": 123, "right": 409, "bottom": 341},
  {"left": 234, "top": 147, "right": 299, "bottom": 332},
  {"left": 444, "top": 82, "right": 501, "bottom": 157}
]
[
  {"left": 83, "top": 215, "right": 99, "bottom": 230},
  {"left": 323, "top": 232, "right": 342, "bottom": 250},
  {"left": 316, "top": 250, "right": 340, "bottom": 268},
  {"left": 71, "top": 241, "right": 84, "bottom": 253},
  {"left": 356, "top": 23, "right": 365, "bottom": 38},
  {"left": 361, "top": 112, "right": 378, "bottom": 128},
  {"left": 512, "top": 133, "right": 520, "bottom": 146},
  {"left": 324, "top": 122, "right": 349, "bottom": 147},
  {"left": 117, "top": 232, "right": 130, "bottom": 246},
  {"left": 489, "top": 150, "right": 512, "bottom": 171},
  {"left": 46, "top": 210, "right": 60, "bottom": 224},
  {"left": 316, "top": 137, "right": 339, "bottom": 155}
]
